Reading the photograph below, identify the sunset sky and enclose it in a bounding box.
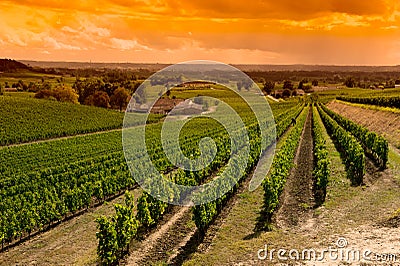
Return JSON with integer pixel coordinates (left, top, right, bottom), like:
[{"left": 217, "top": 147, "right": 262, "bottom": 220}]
[{"left": 0, "top": 0, "right": 399, "bottom": 65}]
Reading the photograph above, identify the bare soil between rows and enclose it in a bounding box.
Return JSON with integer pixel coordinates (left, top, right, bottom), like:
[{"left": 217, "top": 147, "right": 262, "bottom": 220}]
[{"left": 275, "top": 108, "right": 315, "bottom": 228}]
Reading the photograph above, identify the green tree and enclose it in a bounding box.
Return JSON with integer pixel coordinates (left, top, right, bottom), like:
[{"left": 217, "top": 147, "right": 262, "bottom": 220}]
[
  {"left": 110, "top": 87, "right": 131, "bottom": 111},
  {"left": 54, "top": 86, "right": 79, "bottom": 104},
  {"left": 282, "top": 89, "right": 291, "bottom": 98},
  {"left": 236, "top": 81, "right": 243, "bottom": 92},
  {"left": 303, "top": 84, "right": 313, "bottom": 93},
  {"left": 283, "top": 80, "right": 294, "bottom": 90},
  {"left": 134, "top": 86, "right": 147, "bottom": 104},
  {"left": 85, "top": 91, "right": 110, "bottom": 108},
  {"left": 344, "top": 77, "right": 356, "bottom": 88},
  {"left": 40, "top": 82, "right": 52, "bottom": 91},
  {"left": 263, "top": 81, "right": 275, "bottom": 95},
  {"left": 298, "top": 80, "right": 304, "bottom": 90}
]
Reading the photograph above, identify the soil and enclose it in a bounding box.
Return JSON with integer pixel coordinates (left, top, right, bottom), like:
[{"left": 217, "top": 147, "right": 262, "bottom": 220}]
[
  {"left": 3, "top": 128, "right": 123, "bottom": 148},
  {"left": 275, "top": 107, "right": 315, "bottom": 228}
]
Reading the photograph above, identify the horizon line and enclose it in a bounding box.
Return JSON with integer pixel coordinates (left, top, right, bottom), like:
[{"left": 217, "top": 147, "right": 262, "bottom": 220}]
[{"left": 14, "top": 59, "right": 400, "bottom": 68}]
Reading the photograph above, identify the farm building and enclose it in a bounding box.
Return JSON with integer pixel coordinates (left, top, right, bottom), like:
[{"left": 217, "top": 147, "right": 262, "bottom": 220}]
[
  {"left": 169, "top": 99, "right": 204, "bottom": 115},
  {"left": 127, "top": 98, "right": 184, "bottom": 114},
  {"left": 273, "top": 89, "right": 284, "bottom": 98},
  {"left": 4, "top": 88, "right": 18, "bottom": 92},
  {"left": 296, "top": 89, "right": 305, "bottom": 96},
  {"left": 150, "top": 98, "right": 184, "bottom": 114}
]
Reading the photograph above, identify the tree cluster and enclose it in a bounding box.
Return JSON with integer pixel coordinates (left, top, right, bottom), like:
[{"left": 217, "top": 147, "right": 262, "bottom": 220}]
[{"left": 34, "top": 85, "right": 79, "bottom": 104}]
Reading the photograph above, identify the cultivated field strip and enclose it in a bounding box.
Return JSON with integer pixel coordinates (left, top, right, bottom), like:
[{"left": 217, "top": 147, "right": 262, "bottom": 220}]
[
  {"left": 0, "top": 97, "right": 124, "bottom": 146},
  {"left": 312, "top": 106, "right": 330, "bottom": 206},
  {"left": 317, "top": 104, "right": 365, "bottom": 185},
  {"left": 320, "top": 104, "right": 388, "bottom": 169},
  {"left": 261, "top": 106, "right": 308, "bottom": 229},
  {"left": 337, "top": 95, "right": 400, "bottom": 109}
]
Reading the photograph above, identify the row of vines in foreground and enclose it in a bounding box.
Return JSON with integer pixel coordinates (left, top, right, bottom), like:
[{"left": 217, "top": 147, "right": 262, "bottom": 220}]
[
  {"left": 312, "top": 106, "right": 330, "bottom": 205},
  {"left": 133, "top": 102, "right": 305, "bottom": 235},
  {"left": 261, "top": 106, "right": 308, "bottom": 229},
  {"left": 96, "top": 191, "right": 138, "bottom": 265},
  {"left": 317, "top": 104, "right": 365, "bottom": 185}
]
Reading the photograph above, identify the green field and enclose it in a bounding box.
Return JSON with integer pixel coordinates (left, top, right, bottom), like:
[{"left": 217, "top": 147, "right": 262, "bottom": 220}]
[
  {"left": 0, "top": 71, "right": 76, "bottom": 88},
  {"left": 0, "top": 95, "right": 132, "bottom": 145}
]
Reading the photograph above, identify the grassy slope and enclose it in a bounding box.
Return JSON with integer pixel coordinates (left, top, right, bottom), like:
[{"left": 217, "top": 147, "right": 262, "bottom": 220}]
[{"left": 0, "top": 71, "right": 76, "bottom": 88}]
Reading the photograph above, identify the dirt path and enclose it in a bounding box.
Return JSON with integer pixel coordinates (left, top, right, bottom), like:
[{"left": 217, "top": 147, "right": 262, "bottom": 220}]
[
  {"left": 125, "top": 206, "right": 191, "bottom": 265},
  {"left": 1, "top": 128, "right": 123, "bottom": 148},
  {"left": 1, "top": 119, "right": 164, "bottom": 149},
  {"left": 275, "top": 107, "right": 315, "bottom": 228},
  {"left": 327, "top": 101, "right": 400, "bottom": 149}
]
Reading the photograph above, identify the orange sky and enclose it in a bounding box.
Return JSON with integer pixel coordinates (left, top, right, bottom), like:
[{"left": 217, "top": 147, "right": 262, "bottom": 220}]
[{"left": 0, "top": 0, "right": 399, "bottom": 64}]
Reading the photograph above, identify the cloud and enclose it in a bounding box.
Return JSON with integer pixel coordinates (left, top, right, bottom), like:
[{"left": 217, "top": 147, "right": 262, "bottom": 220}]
[
  {"left": 43, "top": 36, "right": 81, "bottom": 50},
  {"left": 61, "top": 26, "right": 78, "bottom": 33},
  {"left": 110, "top": 38, "right": 151, "bottom": 51},
  {"left": 80, "top": 20, "right": 111, "bottom": 37},
  {"left": 279, "top": 13, "right": 371, "bottom": 31},
  {"left": 4, "top": 0, "right": 397, "bottom": 20},
  {"left": 5, "top": 34, "right": 27, "bottom": 46},
  {"left": 381, "top": 25, "right": 399, "bottom": 30},
  {"left": 168, "top": 0, "right": 394, "bottom": 20}
]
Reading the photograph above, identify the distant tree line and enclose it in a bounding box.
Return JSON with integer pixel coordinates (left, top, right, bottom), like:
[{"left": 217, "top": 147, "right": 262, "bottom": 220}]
[{"left": 246, "top": 70, "right": 400, "bottom": 85}]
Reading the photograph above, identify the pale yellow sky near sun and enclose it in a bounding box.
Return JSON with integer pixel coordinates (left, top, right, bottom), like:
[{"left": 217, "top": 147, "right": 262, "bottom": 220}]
[{"left": 0, "top": 0, "right": 399, "bottom": 64}]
